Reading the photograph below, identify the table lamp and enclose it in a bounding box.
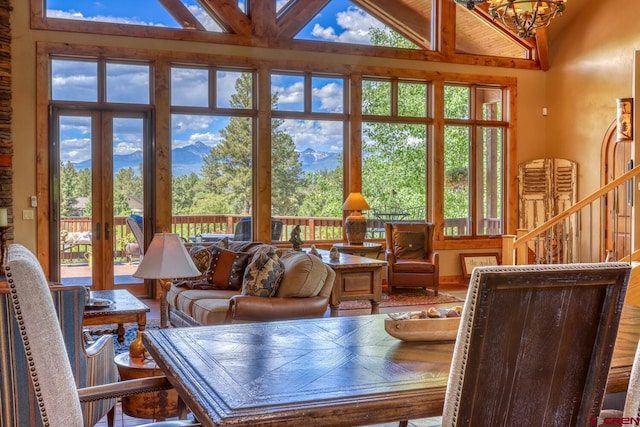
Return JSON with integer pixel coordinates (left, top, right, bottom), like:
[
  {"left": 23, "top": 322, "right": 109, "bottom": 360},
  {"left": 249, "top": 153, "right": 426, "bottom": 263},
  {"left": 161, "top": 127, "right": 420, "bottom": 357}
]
[
  {"left": 133, "top": 233, "right": 200, "bottom": 328},
  {"left": 342, "top": 192, "right": 370, "bottom": 245}
]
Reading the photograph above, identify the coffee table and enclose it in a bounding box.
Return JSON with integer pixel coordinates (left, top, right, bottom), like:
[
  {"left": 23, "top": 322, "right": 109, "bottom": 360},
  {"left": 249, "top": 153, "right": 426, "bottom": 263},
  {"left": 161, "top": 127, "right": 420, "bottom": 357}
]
[{"left": 83, "top": 289, "right": 150, "bottom": 343}]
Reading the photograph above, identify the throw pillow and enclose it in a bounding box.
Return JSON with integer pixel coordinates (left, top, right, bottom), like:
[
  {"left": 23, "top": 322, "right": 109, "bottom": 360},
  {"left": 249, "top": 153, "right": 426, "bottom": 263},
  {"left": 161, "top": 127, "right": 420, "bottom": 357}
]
[
  {"left": 206, "top": 246, "right": 251, "bottom": 290},
  {"left": 393, "top": 231, "right": 425, "bottom": 259},
  {"left": 242, "top": 251, "right": 285, "bottom": 297},
  {"left": 189, "top": 245, "right": 212, "bottom": 278},
  {"left": 217, "top": 236, "right": 230, "bottom": 249}
]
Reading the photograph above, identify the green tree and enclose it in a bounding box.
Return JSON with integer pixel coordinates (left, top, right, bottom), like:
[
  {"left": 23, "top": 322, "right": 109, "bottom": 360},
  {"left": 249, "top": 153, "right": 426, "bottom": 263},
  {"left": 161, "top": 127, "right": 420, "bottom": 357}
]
[
  {"left": 200, "top": 72, "right": 304, "bottom": 215},
  {"left": 172, "top": 173, "right": 201, "bottom": 214},
  {"left": 60, "top": 161, "right": 79, "bottom": 216},
  {"left": 113, "top": 166, "right": 142, "bottom": 216}
]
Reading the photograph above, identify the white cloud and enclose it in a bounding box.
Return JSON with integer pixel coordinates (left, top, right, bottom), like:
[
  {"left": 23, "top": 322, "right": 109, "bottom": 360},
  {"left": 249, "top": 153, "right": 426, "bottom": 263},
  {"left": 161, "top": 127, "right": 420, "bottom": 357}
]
[
  {"left": 46, "top": 9, "right": 167, "bottom": 27},
  {"left": 281, "top": 119, "right": 343, "bottom": 153},
  {"left": 312, "top": 82, "right": 343, "bottom": 113},
  {"left": 273, "top": 81, "right": 304, "bottom": 105},
  {"left": 310, "top": 8, "right": 385, "bottom": 45}
]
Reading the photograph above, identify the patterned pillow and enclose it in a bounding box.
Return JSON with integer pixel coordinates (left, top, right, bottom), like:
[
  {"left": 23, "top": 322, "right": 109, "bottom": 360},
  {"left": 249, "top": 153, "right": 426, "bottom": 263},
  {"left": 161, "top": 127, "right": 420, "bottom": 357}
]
[
  {"left": 393, "top": 231, "right": 425, "bottom": 259},
  {"left": 242, "top": 251, "right": 285, "bottom": 297},
  {"left": 189, "top": 245, "right": 212, "bottom": 278},
  {"left": 217, "top": 236, "right": 230, "bottom": 249},
  {"left": 206, "top": 246, "right": 251, "bottom": 290}
]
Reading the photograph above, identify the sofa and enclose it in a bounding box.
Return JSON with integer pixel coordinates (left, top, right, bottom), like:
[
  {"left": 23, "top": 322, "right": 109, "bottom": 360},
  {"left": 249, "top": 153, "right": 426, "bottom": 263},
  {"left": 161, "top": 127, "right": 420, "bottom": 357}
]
[{"left": 166, "top": 241, "right": 336, "bottom": 326}]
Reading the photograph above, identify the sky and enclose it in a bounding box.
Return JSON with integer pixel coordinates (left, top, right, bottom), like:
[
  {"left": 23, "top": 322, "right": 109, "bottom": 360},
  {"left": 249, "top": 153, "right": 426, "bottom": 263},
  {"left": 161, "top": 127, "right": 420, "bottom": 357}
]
[{"left": 46, "top": 1, "right": 393, "bottom": 164}]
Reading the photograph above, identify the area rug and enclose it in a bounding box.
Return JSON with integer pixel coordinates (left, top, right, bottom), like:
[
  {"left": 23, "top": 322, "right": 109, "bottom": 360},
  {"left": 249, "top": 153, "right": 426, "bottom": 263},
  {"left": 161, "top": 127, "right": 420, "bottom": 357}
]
[
  {"left": 86, "top": 318, "right": 161, "bottom": 355},
  {"left": 339, "top": 288, "right": 464, "bottom": 310}
]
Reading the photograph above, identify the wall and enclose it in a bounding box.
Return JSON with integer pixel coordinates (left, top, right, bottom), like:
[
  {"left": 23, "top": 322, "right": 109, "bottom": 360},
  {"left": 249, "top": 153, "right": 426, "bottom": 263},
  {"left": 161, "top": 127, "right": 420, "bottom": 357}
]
[
  {"left": 546, "top": 0, "right": 640, "bottom": 199},
  {"left": 10, "top": 2, "right": 548, "bottom": 276}
]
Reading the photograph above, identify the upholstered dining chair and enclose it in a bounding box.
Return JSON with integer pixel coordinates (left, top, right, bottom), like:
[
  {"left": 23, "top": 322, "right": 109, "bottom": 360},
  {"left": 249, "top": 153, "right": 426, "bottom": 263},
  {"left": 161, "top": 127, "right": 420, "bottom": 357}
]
[
  {"left": 441, "top": 263, "right": 630, "bottom": 426},
  {"left": 4, "top": 243, "right": 199, "bottom": 427},
  {"left": 385, "top": 221, "right": 439, "bottom": 295},
  {"left": 598, "top": 339, "right": 640, "bottom": 426},
  {"left": 0, "top": 284, "right": 118, "bottom": 426}
]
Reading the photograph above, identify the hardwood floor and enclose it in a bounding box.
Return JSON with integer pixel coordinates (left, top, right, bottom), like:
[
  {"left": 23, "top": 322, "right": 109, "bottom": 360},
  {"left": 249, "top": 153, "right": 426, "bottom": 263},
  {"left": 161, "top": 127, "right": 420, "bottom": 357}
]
[{"left": 95, "top": 282, "right": 468, "bottom": 427}]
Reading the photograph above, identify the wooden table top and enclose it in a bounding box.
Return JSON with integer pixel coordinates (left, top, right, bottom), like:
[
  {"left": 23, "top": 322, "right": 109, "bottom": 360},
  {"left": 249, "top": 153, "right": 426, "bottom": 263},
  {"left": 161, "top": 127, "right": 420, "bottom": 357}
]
[
  {"left": 84, "top": 289, "right": 149, "bottom": 319},
  {"left": 143, "top": 305, "right": 640, "bottom": 426}
]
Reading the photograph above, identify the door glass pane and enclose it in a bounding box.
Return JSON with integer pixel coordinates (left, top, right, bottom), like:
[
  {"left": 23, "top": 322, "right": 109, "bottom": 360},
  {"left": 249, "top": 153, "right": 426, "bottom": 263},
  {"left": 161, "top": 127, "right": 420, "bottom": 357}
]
[
  {"left": 113, "top": 117, "right": 144, "bottom": 285},
  {"left": 58, "top": 115, "right": 93, "bottom": 285},
  {"left": 444, "top": 125, "right": 471, "bottom": 236}
]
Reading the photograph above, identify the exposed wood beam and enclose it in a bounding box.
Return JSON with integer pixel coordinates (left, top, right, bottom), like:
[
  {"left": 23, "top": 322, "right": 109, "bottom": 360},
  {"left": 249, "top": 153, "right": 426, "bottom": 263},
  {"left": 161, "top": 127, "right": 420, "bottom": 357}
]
[
  {"left": 197, "top": 0, "right": 251, "bottom": 36},
  {"left": 351, "top": 0, "right": 431, "bottom": 48},
  {"left": 249, "top": 1, "right": 277, "bottom": 45},
  {"left": 276, "top": 0, "right": 330, "bottom": 40},
  {"left": 437, "top": 0, "right": 456, "bottom": 59},
  {"left": 158, "top": 0, "right": 206, "bottom": 31},
  {"left": 535, "top": 28, "right": 550, "bottom": 71}
]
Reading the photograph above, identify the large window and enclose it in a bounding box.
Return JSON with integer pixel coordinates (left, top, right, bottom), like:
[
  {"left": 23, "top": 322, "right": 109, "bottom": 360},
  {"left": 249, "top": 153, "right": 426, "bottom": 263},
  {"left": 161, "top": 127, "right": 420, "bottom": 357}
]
[
  {"left": 270, "top": 72, "right": 347, "bottom": 241},
  {"left": 170, "top": 66, "right": 256, "bottom": 241},
  {"left": 362, "top": 78, "right": 429, "bottom": 238},
  {"left": 443, "top": 85, "right": 505, "bottom": 237},
  {"left": 43, "top": 44, "right": 515, "bottom": 274}
]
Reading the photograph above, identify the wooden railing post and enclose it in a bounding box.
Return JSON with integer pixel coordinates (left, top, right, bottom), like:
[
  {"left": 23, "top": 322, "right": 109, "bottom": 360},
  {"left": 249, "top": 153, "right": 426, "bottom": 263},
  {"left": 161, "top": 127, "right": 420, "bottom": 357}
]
[
  {"left": 515, "top": 229, "right": 528, "bottom": 265},
  {"left": 502, "top": 234, "right": 516, "bottom": 265}
]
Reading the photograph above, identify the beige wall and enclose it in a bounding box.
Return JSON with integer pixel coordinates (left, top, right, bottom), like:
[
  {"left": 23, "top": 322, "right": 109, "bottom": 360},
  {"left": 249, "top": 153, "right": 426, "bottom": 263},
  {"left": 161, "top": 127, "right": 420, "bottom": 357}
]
[
  {"left": 10, "top": 2, "right": 550, "bottom": 276},
  {"left": 546, "top": 0, "right": 640, "bottom": 199}
]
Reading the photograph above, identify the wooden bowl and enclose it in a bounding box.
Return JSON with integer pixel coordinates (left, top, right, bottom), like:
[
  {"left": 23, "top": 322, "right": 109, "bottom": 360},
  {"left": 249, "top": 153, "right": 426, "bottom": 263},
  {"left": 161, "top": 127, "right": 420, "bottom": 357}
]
[{"left": 384, "top": 311, "right": 461, "bottom": 342}]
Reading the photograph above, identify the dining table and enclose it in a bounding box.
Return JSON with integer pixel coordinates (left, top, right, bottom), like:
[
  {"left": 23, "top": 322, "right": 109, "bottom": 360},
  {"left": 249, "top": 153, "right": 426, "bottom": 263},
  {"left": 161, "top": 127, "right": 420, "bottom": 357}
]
[{"left": 143, "top": 305, "right": 640, "bottom": 426}]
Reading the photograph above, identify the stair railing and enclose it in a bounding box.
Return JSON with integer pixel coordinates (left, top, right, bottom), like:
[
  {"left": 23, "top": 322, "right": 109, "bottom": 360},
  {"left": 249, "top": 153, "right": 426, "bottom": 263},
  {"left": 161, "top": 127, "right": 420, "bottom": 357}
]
[{"left": 502, "top": 166, "right": 640, "bottom": 265}]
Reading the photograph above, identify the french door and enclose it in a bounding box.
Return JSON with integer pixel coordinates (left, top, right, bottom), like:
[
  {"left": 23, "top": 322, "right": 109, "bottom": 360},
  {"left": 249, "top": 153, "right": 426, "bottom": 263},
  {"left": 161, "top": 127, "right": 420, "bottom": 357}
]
[{"left": 51, "top": 108, "right": 152, "bottom": 296}]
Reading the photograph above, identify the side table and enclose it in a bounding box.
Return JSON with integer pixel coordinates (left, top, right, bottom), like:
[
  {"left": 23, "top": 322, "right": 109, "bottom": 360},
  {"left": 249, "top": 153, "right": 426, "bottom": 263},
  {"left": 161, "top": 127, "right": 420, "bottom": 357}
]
[
  {"left": 83, "top": 289, "right": 150, "bottom": 343},
  {"left": 318, "top": 249, "right": 387, "bottom": 316},
  {"left": 114, "top": 353, "right": 179, "bottom": 420},
  {"left": 332, "top": 242, "right": 382, "bottom": 258}
]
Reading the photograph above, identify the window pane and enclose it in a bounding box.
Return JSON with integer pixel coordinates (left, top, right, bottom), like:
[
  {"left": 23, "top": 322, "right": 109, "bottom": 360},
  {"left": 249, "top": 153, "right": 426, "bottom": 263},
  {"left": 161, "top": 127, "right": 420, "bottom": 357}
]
[
  {"left": 312, "top": 76, "right": 344, "bottom": 113},
  {"left": 362, "top": 122, "right": 427, "bottom": 239},
  {"left": 476, "top": 87, "right": 503, "bottom": 120},
  {"left": 444, "top": 85, "right": 470, "bottom": 119},
  {"left": 476, "top": 127, "right": 503, "bottom": 236},
  {"left": 272, "top": 119, "right": 344, "bottom": 241},
  {"left": 106, "top": 63, "right": 150, "bottom": 104},
  {"left": 272, "top": 73, "right": 304, "bottom": 112},
  {"left": 171, "top": 67, "right": 209, "bottom": 107},
  {"left": 217, "top": 70, "right": 253, "bottom": 109},
  {"left": 171, "top": 113, "right": 253, "bottom": 240},
  {"left": 398, "top": 82, "right": 427, "bottom": 117},
  {"left": 362, "top": 80, "right": 391, "bottom": 115},
  {"left": 51, "top": 59, "right": 98, "bottom": 102},
  {"left": 444, "top": 125, "right": 470, "bottom": 236}
]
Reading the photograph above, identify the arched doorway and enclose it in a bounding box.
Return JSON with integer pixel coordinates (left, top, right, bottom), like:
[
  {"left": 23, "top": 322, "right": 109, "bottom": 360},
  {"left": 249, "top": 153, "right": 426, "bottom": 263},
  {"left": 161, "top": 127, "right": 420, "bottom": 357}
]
[{"left": 602, "top": 119, "right": 633, "bottom": 260}]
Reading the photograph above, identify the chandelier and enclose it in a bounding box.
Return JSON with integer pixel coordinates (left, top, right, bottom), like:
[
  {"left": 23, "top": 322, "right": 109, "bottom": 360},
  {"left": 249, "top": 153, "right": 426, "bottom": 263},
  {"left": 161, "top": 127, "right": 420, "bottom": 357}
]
[
  {"left": 455, "top": 0, "right": 487, "bottom": 9},
  {"left": 488, "top": 0, "right": 567, "bottom": 38}
]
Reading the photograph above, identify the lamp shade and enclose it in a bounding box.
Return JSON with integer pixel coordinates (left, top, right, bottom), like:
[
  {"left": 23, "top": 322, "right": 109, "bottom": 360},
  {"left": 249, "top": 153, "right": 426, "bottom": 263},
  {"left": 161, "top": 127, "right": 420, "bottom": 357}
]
[
  {"left": 133, "top": 233, "right": 200, "bottom": 279},
  {"left": 342, "top": 192, "right": 370, "bottom": 211}
]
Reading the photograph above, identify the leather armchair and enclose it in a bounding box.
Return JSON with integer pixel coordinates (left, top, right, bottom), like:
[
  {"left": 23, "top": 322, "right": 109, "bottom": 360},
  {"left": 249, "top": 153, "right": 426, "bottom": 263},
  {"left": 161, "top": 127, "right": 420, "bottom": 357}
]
[
  {"left": 385, "top": 221, "right": 439, "bottom": 295},
  {"left": 0, "top": 284, "right": 118, "bottom": 427}
]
